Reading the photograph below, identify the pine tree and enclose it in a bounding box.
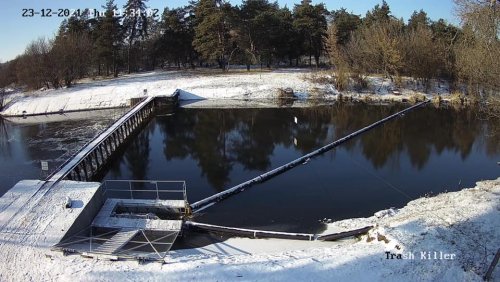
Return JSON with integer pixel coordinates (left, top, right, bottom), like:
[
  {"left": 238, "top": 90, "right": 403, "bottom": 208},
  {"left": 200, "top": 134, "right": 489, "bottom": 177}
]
[
  {"left": 408, "top": 10, "right": 430, "bottom": 30},
  {"left": 275, "top": 7, "right": 301, "bottom": 66},
  {"left": 238, "top": 0, "right": 278, "bottom": 68},
  {"left": 364, "top": 0, "right": 391, "bottom": 26},
  {"left": 160, "top": 7, "right": 196, "bottom": 68},
  {"left": 330, "top": 8, "right": 362, "bottom": 46},
  {"left": 96, "top": 0, "right": 123, "bottom": 77},
  {"left": 193, "top": 0, "right": 234, "bottom": 70},
  {"left": 123, "top": 0, "right": 149, "bottom": 73},
  {"left": 293, "top": 0, "right": 328, "bottom": 67}
]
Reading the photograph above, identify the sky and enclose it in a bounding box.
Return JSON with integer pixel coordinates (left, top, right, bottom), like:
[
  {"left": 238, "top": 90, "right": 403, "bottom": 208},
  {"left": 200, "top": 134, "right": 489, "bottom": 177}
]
[{"left": 0, "top": 0, "right": 458, "bottom": 62}]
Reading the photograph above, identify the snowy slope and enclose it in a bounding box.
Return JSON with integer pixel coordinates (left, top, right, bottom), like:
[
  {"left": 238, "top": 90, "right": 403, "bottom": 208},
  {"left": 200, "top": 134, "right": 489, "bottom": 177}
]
[
  {"left": 1, "top": 69, "right": 460, "bottom": 117},
  {"left": 0, "top": 178, "right": 498, "bottom": 281},
  {"left": 0, "top": 70, "right": 328, "bottom": 116}
]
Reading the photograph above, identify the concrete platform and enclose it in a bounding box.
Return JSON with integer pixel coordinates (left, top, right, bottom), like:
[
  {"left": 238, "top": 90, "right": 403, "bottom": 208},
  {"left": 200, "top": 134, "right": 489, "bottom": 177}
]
[
  {"left": 92, "top": 198, "right": 183, "bottom": 231},
  {"left": 0, "top": 180, "right": 101, "bottom": 248}
]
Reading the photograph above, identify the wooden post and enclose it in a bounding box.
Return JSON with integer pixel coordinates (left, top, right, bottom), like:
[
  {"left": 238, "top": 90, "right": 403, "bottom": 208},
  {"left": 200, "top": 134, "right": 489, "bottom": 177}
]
[
  {"left": 118, "top": 127, "right": 124, "bottom": 143},
  {"left": 122, "top": 126, "right": 127, "bottom": 140},
  {"left": 123, "top": 122, "right": 130, "bottom": 137}
]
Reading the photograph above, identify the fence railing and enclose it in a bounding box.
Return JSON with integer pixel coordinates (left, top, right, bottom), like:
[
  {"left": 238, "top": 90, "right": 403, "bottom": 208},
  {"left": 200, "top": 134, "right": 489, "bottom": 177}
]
[{"left": 101, "top": 180, "right": 187, "bottom": 203}]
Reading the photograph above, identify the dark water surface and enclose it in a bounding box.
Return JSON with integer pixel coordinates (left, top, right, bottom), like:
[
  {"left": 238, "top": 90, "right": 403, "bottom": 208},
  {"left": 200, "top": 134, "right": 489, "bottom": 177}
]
[
  {"left": 0, "top": 109, "right": 126, "bottom": 194},
  {"left": 100, "top": 104, "right": 499, "bottom": 233}
]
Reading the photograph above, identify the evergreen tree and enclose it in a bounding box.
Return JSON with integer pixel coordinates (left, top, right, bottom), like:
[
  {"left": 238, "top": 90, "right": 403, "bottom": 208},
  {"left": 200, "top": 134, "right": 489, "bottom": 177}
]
[
  {"left": 160, "top": 6, "right": 196, "bottom": 68},
  {"left": 96, "top": 0, "right": 123, "bottom": 77},
  {"left": 364, "top": 0, "right": 391, "bottom": 26},
  {"left": 276, "top": 7, "right": 301, "bottom": 66},
  {"left": 64, "top": 9, "right": 92, "bottom": 34},
  {"left": 123, "top": 0, "right": 149, "bottom": 73},
  {"left": 293, "top": 0, "right": 328, "bottom": 67},
  {"left": 238, "top": 0, "right": 278, "bottom": 68},
  {"left": 193, "top": 0, "right": 235, "bottom": 70},
  {"left": 330, "top": 8, "right": 362, "bottom": 46},
  {"left": 408, "top": 10, "right": 430, "bottom": 30}
]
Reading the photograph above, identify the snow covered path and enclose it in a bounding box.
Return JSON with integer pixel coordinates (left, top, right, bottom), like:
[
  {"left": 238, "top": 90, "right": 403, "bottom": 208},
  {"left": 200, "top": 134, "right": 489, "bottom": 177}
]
[{"left": 0, "top": 178, "right": 498, "bottom": 281}]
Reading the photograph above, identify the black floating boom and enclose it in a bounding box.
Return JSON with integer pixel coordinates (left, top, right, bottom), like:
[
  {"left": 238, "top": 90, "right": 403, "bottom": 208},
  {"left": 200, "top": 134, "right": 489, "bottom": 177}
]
[
  {"left": 184, "top": 221, "right": 373, "bottom": 241},
  {"left": 190, "top": 100, "right": 430, "bottom": 213}
]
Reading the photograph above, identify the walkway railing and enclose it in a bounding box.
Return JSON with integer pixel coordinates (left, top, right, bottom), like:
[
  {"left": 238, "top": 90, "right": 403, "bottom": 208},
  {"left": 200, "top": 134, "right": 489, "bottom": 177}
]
[
  {"left": 101, "top": 180, "right": 188, "bottom": 202},
  {"left": 46, "top": 96, "right": 156, "bottom": 183}
]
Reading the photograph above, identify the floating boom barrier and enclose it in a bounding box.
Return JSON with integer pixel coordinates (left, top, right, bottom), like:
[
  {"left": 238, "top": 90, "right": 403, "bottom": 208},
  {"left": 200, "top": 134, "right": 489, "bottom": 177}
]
[
  {"left": 190, "top": 100, "right": 430, "bottom": 213},
  {"left": 184, "top": 221, "right": 373, "bottom": 241}
]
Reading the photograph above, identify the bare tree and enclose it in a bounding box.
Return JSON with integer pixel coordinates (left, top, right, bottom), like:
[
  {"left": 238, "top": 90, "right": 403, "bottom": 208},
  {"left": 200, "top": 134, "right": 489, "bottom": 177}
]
[
  {"left": 52, "top": 33, "right": 93, "bottom": 87},
  {"left": 454, "top": 0, "right": 500, "bottom": 93},
  {"left": 325, "top": 23, "right": 350, "bottom": 90},
  {"left": 401, "top": 25, "right": 446, "bottom": 89},
  {"left": 16, "top": 37, "right": 52, "bottom": 89},
  {"left": 346, "top": 20, "right": 404, "bottom": 80}
]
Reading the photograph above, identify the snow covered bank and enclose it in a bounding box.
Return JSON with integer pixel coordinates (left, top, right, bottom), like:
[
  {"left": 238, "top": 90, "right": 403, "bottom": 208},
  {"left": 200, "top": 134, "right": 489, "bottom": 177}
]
[
  {"left": 0, "top": 70, "right": 327, "bottom": 116},
  {"left": 0, "top": 178, "right": 498, "bottom": 281},
  {"left": 1, "top": 69, "right": 459, "bottom": 116}
]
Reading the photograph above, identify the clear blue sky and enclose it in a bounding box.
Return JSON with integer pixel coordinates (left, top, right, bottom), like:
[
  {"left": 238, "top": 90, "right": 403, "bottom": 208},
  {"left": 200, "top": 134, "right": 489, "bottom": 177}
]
[{"left": 0, "top": 0, "right": 458, "bottom": 62}]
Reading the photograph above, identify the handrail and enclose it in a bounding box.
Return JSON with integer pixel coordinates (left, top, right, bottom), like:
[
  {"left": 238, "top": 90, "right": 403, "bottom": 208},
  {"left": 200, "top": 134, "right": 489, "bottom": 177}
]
[
  {"left": 102, "top": 179, "right": 188, "bottom": 202},
  {"left": 46, "top": 96, "right": 153, "bottom": 182}
]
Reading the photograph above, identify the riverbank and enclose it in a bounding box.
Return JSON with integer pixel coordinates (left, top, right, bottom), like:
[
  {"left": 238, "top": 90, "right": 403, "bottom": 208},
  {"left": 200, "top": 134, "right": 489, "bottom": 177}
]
[
  {"left": 0, "top": 69, "right": 460, "bottom": 116},
  {"left": 0, "top": 178, "right": 497, "bottom": 281}
]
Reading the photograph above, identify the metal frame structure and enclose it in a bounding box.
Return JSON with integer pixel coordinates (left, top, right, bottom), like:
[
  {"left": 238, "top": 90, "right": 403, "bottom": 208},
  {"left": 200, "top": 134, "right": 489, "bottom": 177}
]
[
  {"left": 102, "top": 180, "right": 188, "bottom": 203},
  {"left": 54, "top": 227, "right": 180, "bottom": 261},
  {"left": 45, "top": 96, "right": 156, "bottom": 182},
  {"left": 53, "top": 179, "right": 188, "bottom": 261}
]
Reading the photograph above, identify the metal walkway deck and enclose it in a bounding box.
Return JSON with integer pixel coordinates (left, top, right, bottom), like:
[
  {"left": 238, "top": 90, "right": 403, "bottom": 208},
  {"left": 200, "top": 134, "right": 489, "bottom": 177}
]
[{"left": 93, "top": 229, "right": 139, "bottom": 254}]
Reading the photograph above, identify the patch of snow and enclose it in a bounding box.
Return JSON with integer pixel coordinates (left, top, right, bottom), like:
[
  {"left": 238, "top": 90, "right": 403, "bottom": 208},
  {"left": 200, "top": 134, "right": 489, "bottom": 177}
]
[
  {"left": 0, "top": 178, "right": 498, "bottom": 281},
  {"left": 2, "top": 70, "right": 460, "bottom": 116},
  {"left": 374, "top": 207, "right": 399, "bottom": 219},
  {"left": 1, "top": 70, "right": 329, "bottom": 116}
]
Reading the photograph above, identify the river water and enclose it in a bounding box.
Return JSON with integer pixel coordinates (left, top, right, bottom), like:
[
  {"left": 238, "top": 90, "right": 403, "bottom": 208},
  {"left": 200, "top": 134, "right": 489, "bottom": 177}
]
[
  {"left": 0, "top": 109, "right": 126, "bottom": 194},
  {"left": 101, "top": 103, "right": 499, "bottom": 233},
  {"left": 0, "top": 103, "right": 498, "bottom": 233}
]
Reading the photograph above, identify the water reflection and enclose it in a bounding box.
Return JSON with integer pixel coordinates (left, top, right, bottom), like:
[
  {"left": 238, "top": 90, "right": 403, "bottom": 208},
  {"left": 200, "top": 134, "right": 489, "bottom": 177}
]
[
  {"left": 157, "top": 104, "right": 497, "bottom": 184},
  {"left": 0, "top": 118, "right": 11, "bottom": 158},
  {"left": 125, "top": 131, "right": 150, "bottom": 181},
  {"left": 100, "top": 104, "right": 499, "bottom": 232},
  {"left": 0, "top": 109, "right": 126, "bottom": 195}
]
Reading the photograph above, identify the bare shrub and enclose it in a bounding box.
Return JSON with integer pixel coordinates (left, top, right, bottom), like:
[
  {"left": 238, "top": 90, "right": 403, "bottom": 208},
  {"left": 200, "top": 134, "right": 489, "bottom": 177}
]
[
  {"left": 16, "top": 37, "right": 52, "bottom": 89},
  {"left": 346, "top": 20, "right": 405, "bottom": 80},
  {"left": 401, "top": 25, "right": 446, "bottom": 89},
  {"left": 454, "top": 0, "right": 500, "bottom": 98},
  {"left": 409, "top": 93, "right": 426, "bottom": 104},
  {"left": 325, "top": 23, "right": 350, "bottom": 91}
]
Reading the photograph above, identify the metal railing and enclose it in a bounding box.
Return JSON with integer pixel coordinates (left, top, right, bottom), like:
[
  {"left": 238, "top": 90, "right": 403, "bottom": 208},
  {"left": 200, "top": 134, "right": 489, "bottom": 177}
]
[
  {"left": 101, "top": 180, "right": 187, "bottom": 203},
  {"left": 45, "top": 96, "right": 153, "bottom": 182}
]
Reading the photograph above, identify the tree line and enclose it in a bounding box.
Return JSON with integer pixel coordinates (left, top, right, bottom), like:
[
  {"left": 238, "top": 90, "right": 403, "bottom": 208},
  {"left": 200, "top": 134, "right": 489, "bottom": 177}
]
[
  {"left": 0, "top": 0, "right": 498, "bottom": 100},
  {"left": 326, "top": 0, "right": 499, "bottom": 98}
]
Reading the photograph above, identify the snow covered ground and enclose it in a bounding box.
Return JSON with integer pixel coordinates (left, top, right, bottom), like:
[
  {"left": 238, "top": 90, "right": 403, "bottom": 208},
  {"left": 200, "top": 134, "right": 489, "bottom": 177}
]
[
  {"left": 0, "top": 178, "right": 498, "bottom": 281},
  {"left": 0, "top": 69, "right": 455, "bottom": 116},
  {"left": 0, "top": 69, "right": 496, "bottom": 280},
  {"left": 0, "top": 70, "right": 325, "bottom": 116}
]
